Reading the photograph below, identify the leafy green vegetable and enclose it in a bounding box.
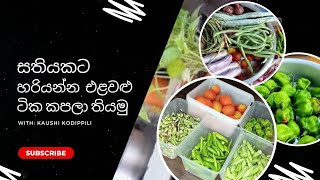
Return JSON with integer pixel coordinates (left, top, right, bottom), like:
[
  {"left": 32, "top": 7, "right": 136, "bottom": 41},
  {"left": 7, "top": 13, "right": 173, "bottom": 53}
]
[{"left": 166, "top": 59, "right": 186, "bottom": 78}]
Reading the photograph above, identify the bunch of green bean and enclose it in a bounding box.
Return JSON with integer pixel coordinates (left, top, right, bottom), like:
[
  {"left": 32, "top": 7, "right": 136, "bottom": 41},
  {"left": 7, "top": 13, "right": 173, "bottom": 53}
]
[
  {"left": 189, "top": 132, "right": 232, "bottom": 172},
  {"left": 214, "top": 23, "right": 282, "bottom": 73},
  {"left": 159, "top": 112, "right": 200, "bottom": 146},
  {"left": 224, "top": 140, "right": 270, "bottom": 180},
  {"left": 201, "top": 17, "right": 225, "bottom": 56}
]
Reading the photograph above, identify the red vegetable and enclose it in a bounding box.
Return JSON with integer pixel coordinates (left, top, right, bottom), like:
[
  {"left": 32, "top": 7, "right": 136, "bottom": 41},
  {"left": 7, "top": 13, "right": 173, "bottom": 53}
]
[
  {"left": 233, "top": 4, "right": 244, "bottom": 15},
  {"left": 232, "top": 51, "right": 242, "bottom": 62},
  {"left": 223, "top": 6, "right": 234, "bottom": 14}
]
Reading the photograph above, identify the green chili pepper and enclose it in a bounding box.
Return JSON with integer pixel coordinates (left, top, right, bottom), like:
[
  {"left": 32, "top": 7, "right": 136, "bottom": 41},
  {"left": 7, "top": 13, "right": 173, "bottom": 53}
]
[
  {"left": 272, "top": 72, "right": 291, "bottom": 87},
  {"left": 215, "top": 132, "right": 229, "bottom": 143},
  {"left": 311, "top": 97, "right": 320, "bottom": 114},
  {"left": 297, "top": 135, "right": 317, "bottom": 144},
  {"left": 299, "top": 116, "right": 320, "bottom": 136},
  {"left": 297, "top": 77, "right": 311, "bottom": 90},
  {"left": 255, "top": 85, "right": 270, "bottom": 98},
  {"left": 287, "top": 120, "right": 300, "bottom": 137},
  {"left": 196, "top": 151, "right": 203, "bottom": 165},
  {"left": 274, "top": 91, "right": 291, "bottom": 110},
  {"left": 276, "top": 124, "right": 295, "bottom": 143},
  {"left": 275, "top": 107, "right": 293, "bottom": 124},
  {"left": 262, "top": 79, "right": 279, "bottom": 91},
  {"left": 280, "top": 84, "right": 296, "bottom": 97},
  {"left": 310, "top": 87, "right": 320, "bottom": 98},
  {"left": 294, "top": 98, "right": 313, "bottom": 117},
  {"left": 294, "top": 90, "right": 311, "bottom": 102},
  {"left": 266, "top": 92, "right": 277, "bottom": 109}
]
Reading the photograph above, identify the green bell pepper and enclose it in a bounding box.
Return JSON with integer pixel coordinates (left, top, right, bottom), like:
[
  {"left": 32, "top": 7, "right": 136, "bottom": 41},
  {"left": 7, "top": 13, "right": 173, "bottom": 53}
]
[
  {"left": 273, "top": 72, "right": 291, "bottom": 87},
  {"left": 280, "top": 84, "right": 296, "bottom": 97},
  {"left": 297, "top": 135, "right": 317, "bottom": 144},
  {"left": 297, "top": 77, "right": 311, "bottom": 90},
  {"left": 310, "top": 87, "right": 320, "bottom": 98},
  {"left": 294, "top": 99, "right": 313, "bottom": 117},
  {"left": 275, "top": 107, "right": 293, "bottom": 124},
  {"left": 287, "top": 120, "right": 300, "bottom": 137},
  {"left": 293, "top": 90, "right": 311, "bottom": 101},
  {"left": 299, "top": 116, "right": 320, "bottom": 136},
  {"left": 274, "top": 91, "right": 291, "bottom": 110},
  {"left": 276, "top": 124, "right": 295, "bottom": 143},
  {"left": 266, "top": 92, "right": 277, "bottom": 109},
  {"left": 311, "top": 97, "right": 320, "bottom": 114},
  {"left": 262, "top": 79, "right": 279, "bottom": 91},
  {"left": 255, "top": 85, "right": 270, "bottom": 98}
]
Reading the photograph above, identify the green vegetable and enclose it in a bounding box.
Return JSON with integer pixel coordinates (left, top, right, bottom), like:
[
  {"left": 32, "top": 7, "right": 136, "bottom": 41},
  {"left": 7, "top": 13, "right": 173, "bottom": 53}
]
[
  {"left": 311, "top": 97, "right": 320, "bottom": 114},
  {"left": 224, "top": 140, "right": 270, "bottom": 180},
  {"left": 296, "top": 77, "right": 311, "bottom": 90},
  {"left": 297, "top": 135, "right": 317, "bottom": 144},
  {"left": 266, "top": 92, "right": 277, "bottom": 109},
  {"left": 159, "top": 46, "right": 181, "bottom": 69},
  {"left": 245, "top": 118, "right": 274, "bottom": 141},
  {"left": 159, "top": 112, "right": 200, "bottom": 146},
  {"left": 255, "top": 85, "right": 270, "bottom": 98},
  {"left": 280, "top": 84, "right": 296, "bottom": 97},
  {"left": 276, "top": 27, "right": 284, "bottom": 55},
  {"left": 287, "top": 120, "right": 300, "bottom": 137},
  {"left": 293, "top": 90, "right": 311, "bottom": 101},
  {"left": 263, "top": 79, "right": 279, "bottom": 91},
  {"left": 189, "top": 132, "right": 231, "bottom": 172},
  {"left": 310, "top": 87, "right": 320, "bottom": 98},
  {"left": 275, "top": 106, "right": 294, "bottom": 124},
  {"left": 276, "top": 124, "right": 295, "bottom": 143},
  {"left": 274, "top": 91, "right": 291, "bottom": 110},
  {"left": 166, "top": 59, "right": 186, "bottom": 78},
  {"left": 272, "top": 72, "right": 291, "bottom": 87},
  {"left": 299, "top": 116, "right": 320, "bottom": 136},
  {"left": 294, "top": 98, "right": 313, "bottom": 118}
]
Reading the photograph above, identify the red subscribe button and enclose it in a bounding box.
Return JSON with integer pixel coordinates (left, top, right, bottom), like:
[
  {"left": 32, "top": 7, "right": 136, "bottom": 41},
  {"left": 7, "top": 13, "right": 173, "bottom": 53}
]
[{"left": 18, "top": 147, "right": 74, "bottom": 159}]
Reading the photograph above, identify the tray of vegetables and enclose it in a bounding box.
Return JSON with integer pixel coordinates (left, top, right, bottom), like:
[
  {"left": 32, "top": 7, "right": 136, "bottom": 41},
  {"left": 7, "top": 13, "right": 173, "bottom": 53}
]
[
  {"left": 186, "top": 78, "right": 254, "bottom": 136},
  {"left": 255, "top": 57, "right": 320, "bottom": 145},
  {"left": 200, "top": 2, "right": 285, "bottom": 84}
]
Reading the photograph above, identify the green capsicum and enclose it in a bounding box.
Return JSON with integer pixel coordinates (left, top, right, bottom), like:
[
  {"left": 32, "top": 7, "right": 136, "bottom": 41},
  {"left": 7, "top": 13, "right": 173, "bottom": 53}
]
[
  {"left": 262, "top": 79, "right": 279, "bottom": 91},
  {"left": 287, "top": 120, "right": 300, "bottom": 137},
  {"left": 274, "top": 91, "right": 291, "bottom": 110},
  {"left": 293, "top": 90, "right": 311, "bottom": 102},
  {"left": 275, "top": 107, "right": 293, "bottom": 124},
  {"left": 294, "top": 99, "right": 313, "bottom": 117},
  {"left": 280, "top": 84, "right": 296, "bottom": 97},
  {"left": 255, "top": 85, "right": 270, "bottom": 98},
  {"left": 273, "top": 72, "right": 291, "bottom": 87},
  {"left": 311, "top": 97, "right": 320, "bottom": 114},
  {"left": 276, "top": 124, "right": 295, "bottom": 143},
  {"left": 297, "top": 135, "right": 317, "bottom": 144},
  {"left": 299, "top": 116, "right": 320, "bottom": 136},
  {"left": 310, "top": 87, "right": 320, "bottom": 98},
  {"left": 297, "top": 77, "right": 311, "bottom": 90}
]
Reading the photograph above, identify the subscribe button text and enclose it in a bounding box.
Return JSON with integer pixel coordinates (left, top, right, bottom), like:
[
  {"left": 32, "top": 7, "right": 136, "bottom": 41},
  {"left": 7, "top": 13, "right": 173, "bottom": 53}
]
[{"left": 18, "top": 147, "right": 74, "bottom": 159}]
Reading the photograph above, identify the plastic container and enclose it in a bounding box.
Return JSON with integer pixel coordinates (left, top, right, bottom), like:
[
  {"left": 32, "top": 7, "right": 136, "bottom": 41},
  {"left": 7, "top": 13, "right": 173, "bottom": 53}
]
[
  {"left": 159, "top": 98, "right": 201, "bottom": 159},
  {"left": 240, "top": 101, "right": 275, "bottom": 143},
  {"left": 220, "top": 130, "right": 274, "bottom": 180},
  {"left": 178, "top": 122, "right": 241, "bottom": 180},
  {"left": 186, "top": 78, "right": 254, "bottom": 136}
]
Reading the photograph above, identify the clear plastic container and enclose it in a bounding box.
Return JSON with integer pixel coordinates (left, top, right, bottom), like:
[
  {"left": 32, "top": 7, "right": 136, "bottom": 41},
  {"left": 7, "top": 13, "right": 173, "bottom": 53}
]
[
  {"left": 159, "top": 98, "right": 201, "bottom": 159},
  {"left": 178, "top": 122, "right": 241, "bottom": 180},
  {"left": 240, "top": 101, "right": 275, "bottom": 143},
  {"left": 220, "top": 130, "right": 274, "bottom": 180},
  {"left": 186, "top": 78, "right": 254, "bottom": 136}
]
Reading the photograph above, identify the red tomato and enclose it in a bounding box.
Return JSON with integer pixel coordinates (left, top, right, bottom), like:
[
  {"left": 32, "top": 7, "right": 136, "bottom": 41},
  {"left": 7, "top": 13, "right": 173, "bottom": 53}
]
[
  {"left": 232, "top": 51, "right": 242, "bottom": 62},
  {"left": 203, "top": 89, "right": 217, "bottom": 101},
  {"left": 241, "top": 60, "right": 248, "bottom": 69}
]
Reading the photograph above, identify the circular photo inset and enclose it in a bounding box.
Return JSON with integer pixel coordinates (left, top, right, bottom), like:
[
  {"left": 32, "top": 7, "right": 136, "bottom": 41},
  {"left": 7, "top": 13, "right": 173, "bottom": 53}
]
[
  {"left": 254, "top": 52, "right": 320, "bottom": 146},
  {"left": 199, "top": 1, "right": 286, "bottom": 85},
  {"left": 157, "top": 76, "right": 277, "bottom": 180}
]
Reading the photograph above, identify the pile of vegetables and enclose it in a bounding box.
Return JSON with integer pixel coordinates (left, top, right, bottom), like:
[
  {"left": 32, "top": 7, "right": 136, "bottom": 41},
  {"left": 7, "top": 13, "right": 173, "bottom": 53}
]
[
  {"left": 244, "top": 118, "right": 274, "bottom": 141},
  {"left": 159, "top": 111, "right": 200, "bottom": 146},
  {"left": 139, "top": 7, "right": 207, "bottom": 123},
  {"left": 255, "top": 72, "right": 320, "bottom": 144},
  {"left": 224, "top": 140, "right": 270, "bottom": 180},
  {"left": 194, "top": 85, "right": 247, "bottom": 120},
  {"left": 201, "top": 3, "right": 284, "bottom": 81},
  {"left": 189, "top": 132, "right": 232, "bottom": 172}
]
